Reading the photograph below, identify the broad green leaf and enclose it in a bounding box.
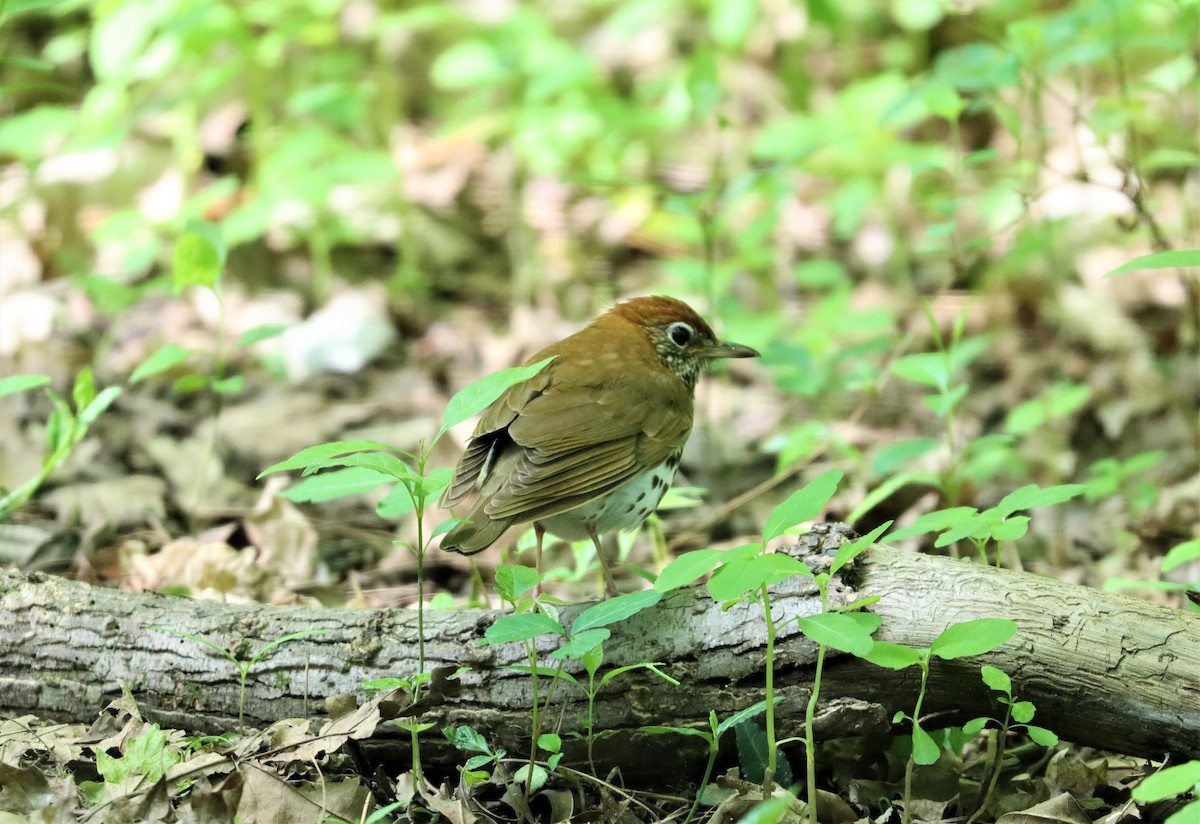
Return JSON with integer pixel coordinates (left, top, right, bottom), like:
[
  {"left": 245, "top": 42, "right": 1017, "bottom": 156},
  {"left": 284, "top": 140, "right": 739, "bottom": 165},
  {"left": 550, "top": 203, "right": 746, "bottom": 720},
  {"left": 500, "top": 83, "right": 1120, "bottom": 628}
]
[
  {"left": 961, "top": 717, "right": 988, "bottom": 735},
  {"left": 979, "top": 665, "right": 1011, "bottom": 695},
  {"left": 282, "top": 467, "right": 392, "bottom": 503},
  {"left": 259, "top": 440, "right": 394, "bottom": 477},
  {"left": 707, "top": 554, "right": 810, "bottom": 602},
  {"left": 993, "top": 484, "right": 1086, "bottom": 516},
  {"left": 640, "top": 725, "right": 712, "bottom": 740},
  {"left": 1011, "top": 701, "right": 1035, "bottom": 723},
  {"left": 911, "top": 722, "right": 941, "bottom": 765},
  {"left": 796, "top": 612, "right": 880, "bottom": 656},
  {"left": 762, "top": 470, "right": 842, "bottom": 542},
  {"left": 536, "top": 733, "right": 561, "bottom": 753},
  {"left": 172, "top": 230, "right": 223, "bottom": 291},
  {"left": 130, "top": 343, "right": 192, "bottom": 384},
  {"left": 892, "top": 352, "right": 951, "bottom": 390},
  {"left": 551, "top": 628, "right": 609, "bottom": 659},
  {"left": 709, "top": 0, "right": 758, "bottom": 49},
  {"left": 482, "top": 613, "right": 564, "bottom": 645},
  {"left": 1163, "top": 540, "right": 1200, "bottom": 573},
  {"left": 1108, "top": 249, "right": 1200, "bottom": 277},
  {"left": 933, "top": 514, "right": 989, "bottom": 546},
  {"left": 654, "top": 549, "right": 724, "bottom": 592},
  {"left": 734, "top": 718, "right": 793, "bottom": 786},
  {"left": 572, "top": 590, "right": 661, "bottom": 633},
  {"left": 72, "top": 367, "right": 95, "bottom": 412},
  {"left": 1131, "top": 761, "right": 1200, "bottom": 802},
  {"left": 494, "top": 566, "right": 542, "bottom": 601},
  {"left": 1025, "top": 725, "right": 1059, "bottom": 746},
  {"left": 863, "top": 641, "right": 922, "bottom": 670},
  {"left": 0, "top": 375, "right": 49, "bottom": 398},
  {"left": 442, "top": 725, "right": 490, "bottom": 754},
  {"left": 931, "top": 619, "right": 1017, "bottom": 660},
  {"left": 988, "top": 516, "right": 1029, "bottom": 542},
  {"left": 310, "top": 452, "right": 413, "bottom": 482},
  {"left": 437, "top": 357, "right": 555, "bottom": 441}
]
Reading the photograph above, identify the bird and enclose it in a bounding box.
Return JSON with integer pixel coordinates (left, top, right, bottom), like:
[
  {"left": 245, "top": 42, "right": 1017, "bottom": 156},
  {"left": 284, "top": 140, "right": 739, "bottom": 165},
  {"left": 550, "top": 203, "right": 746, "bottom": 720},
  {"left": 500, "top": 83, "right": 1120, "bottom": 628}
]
[{"left": 438, "top": 295, "right": 759, "bottom": 594}]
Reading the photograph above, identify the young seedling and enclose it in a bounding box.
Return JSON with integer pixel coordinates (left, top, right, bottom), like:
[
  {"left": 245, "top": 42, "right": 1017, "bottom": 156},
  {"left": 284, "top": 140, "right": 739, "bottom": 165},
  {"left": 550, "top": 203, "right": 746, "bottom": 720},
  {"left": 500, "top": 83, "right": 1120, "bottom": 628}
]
[
  {"left": 654, "top": 469, "right": 843, "bottom": 792},
  {"left": 863, "top": 619, "right": 1018, "bottom": 824},
  {"left": 641, "top": 701, "right": 776, "bottom": 824},
  {"left": 963, "top": 665, "right": 1058, "bottom": 824},
  {"left": 151, "top": 627, "right": 329, "bottom": 733}
]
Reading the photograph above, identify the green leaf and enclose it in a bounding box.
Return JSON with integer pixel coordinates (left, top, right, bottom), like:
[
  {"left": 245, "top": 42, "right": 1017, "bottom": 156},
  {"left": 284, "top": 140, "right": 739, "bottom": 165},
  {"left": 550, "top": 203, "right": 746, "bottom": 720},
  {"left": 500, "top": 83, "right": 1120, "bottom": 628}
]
[
  {"left": 72, "top": 367, "right": 95, "bottom": 412},
  {"left": 884, "top": 506, "right": 978, "bottom": 542},
  {"left": 988, "top": 516, "right": 1029, "bottom": 542},
  {"left": 892, "top": 352, "right": 951, "bottom": 390},
  {"left": 1131, "top": 761, "right": 1200, "bottom": 802},
  {"left": 236, "top": 324, "right": 290, "bottom": 346},
  {"left": 911, "top": 721, "right": 941, "bottom": 765},
  {"left": 709, "top": 0, "right": 758, "bottom": 49},
  {"left": 992, "top": 484, "right": 1086, "bottom": 516},
  {"left": 1108, "top": 249, "right": 1200, "bottom": 277},
  {"left": 762, "top": 469, "right": 842, "bottom": 542},
  {"left": 654, "top": 549, "right": 723, "bottom": 592},
  {"left": 931, "top": 619, "right": 1017, "bottom": 660},
  {"left": 130, "top": 344, "right": 193, "bottom": 384},
  {"left": 536, "top": 733, "right": 561, "bottom": 753},
  {"left": 572, "top": 590, "right": 661, "bottom": 633},
  {"left": 258, "top": 440, "right": 394, "bottom": 478},
  {"left": 979, "top": 665, "right": 1011, "bottom": 696},
  {"left": 494, "top": 566, "right": 541, "bottom": 602},
  {"left": 796, "top": 612, "right": 880, "bottom": 656},
  {"left": 863, "top": 641, "right": 922, "bottom": 670},
  {"left": 172, "top": 229, "right": 223, "bottom": 291},
  {"left": 712, "top": 699, "right": 769, "bottom": 737},
  {"left": 78, "top": 386, "right": 121, "bottom": 428},
  {"left": 0, "top": 374, "right": 50, "bottom": 398},
  {"left": 1025, "top": 725, "right": 1059, "bottom": 746},
  {"left": 130, "top": 340, "right": 193, "bottom": 383},
  {"left": 1010, "top": 701, "right": 1035, "bottom": 723},
  {"left": 961, "top": 717, "right": 988, "bottom": 735},
  {"left": 831, "top": 521, "right": 891, "bottom": 573},
  {"left": 707, "top": 553, "right": 810, "bottom": 602},
  {"left": 1161, "top": 539, "right": 1200, "bottom": 573},
  {"left": 443, "top": 725, "right": 490, "bottom": 754},
  {"left": 282, "top": 467, "right": 393, "bottom": 503},
  {"left": 311, "top": 452, "right": 414, "bottom": 482},
  {"left": 551, "top": 628, "right": 609, "bottom": 659},
  {"left": 437, "top": 357, "right": 555, "bottom": 441},
  {"left": 482, "top": 613, "right": 564, "bottom": 645},
  {"left": 431, "top": 39, "right": 507, "bottom": 90}
]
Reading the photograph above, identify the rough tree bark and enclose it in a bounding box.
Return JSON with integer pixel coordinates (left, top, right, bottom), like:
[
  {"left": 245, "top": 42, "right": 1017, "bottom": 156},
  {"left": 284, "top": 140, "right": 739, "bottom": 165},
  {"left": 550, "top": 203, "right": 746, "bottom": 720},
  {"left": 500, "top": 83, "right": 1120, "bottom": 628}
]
[{"left": 2, "top": 527, "right": 1197, "bottom": 774}]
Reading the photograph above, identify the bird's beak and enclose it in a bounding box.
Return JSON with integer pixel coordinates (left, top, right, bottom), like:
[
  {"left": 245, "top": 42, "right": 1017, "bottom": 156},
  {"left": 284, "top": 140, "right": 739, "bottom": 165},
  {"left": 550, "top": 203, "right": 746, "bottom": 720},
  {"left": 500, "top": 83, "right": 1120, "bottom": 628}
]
[{"left": 698, "top": 340, "right": 760, "bottom": 360}]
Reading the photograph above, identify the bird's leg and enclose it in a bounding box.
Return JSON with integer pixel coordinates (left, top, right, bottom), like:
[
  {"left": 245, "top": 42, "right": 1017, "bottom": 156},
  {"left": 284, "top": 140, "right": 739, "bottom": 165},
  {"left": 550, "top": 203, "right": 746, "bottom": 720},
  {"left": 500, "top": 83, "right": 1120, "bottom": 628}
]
[
  {"left": 533, "top": 522, "right": 546, "bottom": 596},
  {"left": 586, "top": 525, "right": 619, "bottom": 597}
]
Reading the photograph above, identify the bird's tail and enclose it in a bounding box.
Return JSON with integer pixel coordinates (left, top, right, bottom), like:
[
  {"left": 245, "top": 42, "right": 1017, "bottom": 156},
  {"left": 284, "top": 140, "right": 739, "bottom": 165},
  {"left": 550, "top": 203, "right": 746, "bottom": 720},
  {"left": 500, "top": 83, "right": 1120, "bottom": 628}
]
[{"left": 439, "top": 515, "right": 511, "bottom": 555}]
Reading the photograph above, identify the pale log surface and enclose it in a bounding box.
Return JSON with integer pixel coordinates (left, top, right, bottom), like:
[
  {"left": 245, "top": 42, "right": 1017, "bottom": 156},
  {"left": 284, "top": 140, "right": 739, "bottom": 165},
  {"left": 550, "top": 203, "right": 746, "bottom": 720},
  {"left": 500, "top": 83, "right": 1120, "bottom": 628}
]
[{"left": 2, "top": 528, "right": 1197, "bottom": 769}]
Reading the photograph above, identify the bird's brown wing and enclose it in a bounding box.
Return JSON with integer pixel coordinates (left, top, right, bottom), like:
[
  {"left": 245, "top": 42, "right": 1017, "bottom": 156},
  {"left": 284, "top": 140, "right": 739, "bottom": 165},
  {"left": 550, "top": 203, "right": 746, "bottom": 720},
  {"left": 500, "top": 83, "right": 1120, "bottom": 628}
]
[
  {"left": 481, "top": 360, "right": 693, "bottom": 522},
  {"left": 440, "top": 363, "right": 554, "bottom": 508}
]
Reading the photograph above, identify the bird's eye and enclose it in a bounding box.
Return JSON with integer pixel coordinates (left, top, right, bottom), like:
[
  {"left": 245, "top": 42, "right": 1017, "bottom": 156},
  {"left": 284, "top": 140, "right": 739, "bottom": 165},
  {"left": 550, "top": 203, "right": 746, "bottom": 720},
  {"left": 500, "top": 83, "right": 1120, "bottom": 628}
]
[{"left": 667, "top": 322, "right": 694, "bottom": 347}]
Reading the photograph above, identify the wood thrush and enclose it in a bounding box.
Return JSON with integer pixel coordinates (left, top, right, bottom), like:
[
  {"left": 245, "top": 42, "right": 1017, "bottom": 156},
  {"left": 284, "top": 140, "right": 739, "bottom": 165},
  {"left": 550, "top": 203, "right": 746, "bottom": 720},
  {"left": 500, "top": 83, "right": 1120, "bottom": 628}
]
[{"left": 439, "top": 296, "right": 759, "bottom": 594}]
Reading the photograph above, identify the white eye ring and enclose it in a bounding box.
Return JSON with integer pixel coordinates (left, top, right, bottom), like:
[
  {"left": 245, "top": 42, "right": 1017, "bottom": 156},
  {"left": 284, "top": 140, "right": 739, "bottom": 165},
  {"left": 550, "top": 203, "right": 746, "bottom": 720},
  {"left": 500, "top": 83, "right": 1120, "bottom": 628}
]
[{"left": 667, "top": 322, "right": 694, "bottom": 347}]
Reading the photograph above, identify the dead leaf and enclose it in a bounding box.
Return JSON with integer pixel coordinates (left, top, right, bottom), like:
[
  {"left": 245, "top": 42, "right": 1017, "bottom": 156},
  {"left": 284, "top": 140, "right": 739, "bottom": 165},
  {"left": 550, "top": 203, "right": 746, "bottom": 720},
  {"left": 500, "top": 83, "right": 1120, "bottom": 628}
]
[{"left": 996, "top": 792, "right": 1093, "bottom": 824}]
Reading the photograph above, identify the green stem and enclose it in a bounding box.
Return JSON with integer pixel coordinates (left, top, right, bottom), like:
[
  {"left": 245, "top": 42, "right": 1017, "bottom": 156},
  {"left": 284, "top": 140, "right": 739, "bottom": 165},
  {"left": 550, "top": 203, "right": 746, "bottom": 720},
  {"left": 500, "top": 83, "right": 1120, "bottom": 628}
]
[
  {"left": 803, "top": 587, "right": 829, "bottom": 823},
  {"left": 966, "top": 704, "right": 1013, "bottom": 824},
  {"left": 682, "top": 738, "right": 720, "bottom": 824},
  {"left": 760, "top": 584, "right": 778, "bottom": 789},
  {"left": 902, "top": 660, "right": 931, "bottom": 824}
]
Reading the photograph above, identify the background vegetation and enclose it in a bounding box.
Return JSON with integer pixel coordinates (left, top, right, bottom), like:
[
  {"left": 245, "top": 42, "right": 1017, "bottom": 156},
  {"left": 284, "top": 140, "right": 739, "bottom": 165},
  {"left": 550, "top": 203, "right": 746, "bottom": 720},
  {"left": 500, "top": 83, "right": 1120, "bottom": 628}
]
[{"left": 0, "top": 0, "right": 1197, "bottom": 821}]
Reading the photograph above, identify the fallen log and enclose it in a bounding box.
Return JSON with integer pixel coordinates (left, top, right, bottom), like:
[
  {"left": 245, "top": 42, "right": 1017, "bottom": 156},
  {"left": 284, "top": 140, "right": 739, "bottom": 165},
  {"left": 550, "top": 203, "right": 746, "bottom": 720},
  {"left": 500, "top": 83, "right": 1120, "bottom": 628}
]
[{"left": 2, "top": 526, "right": 1196, "bottom": 773}]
